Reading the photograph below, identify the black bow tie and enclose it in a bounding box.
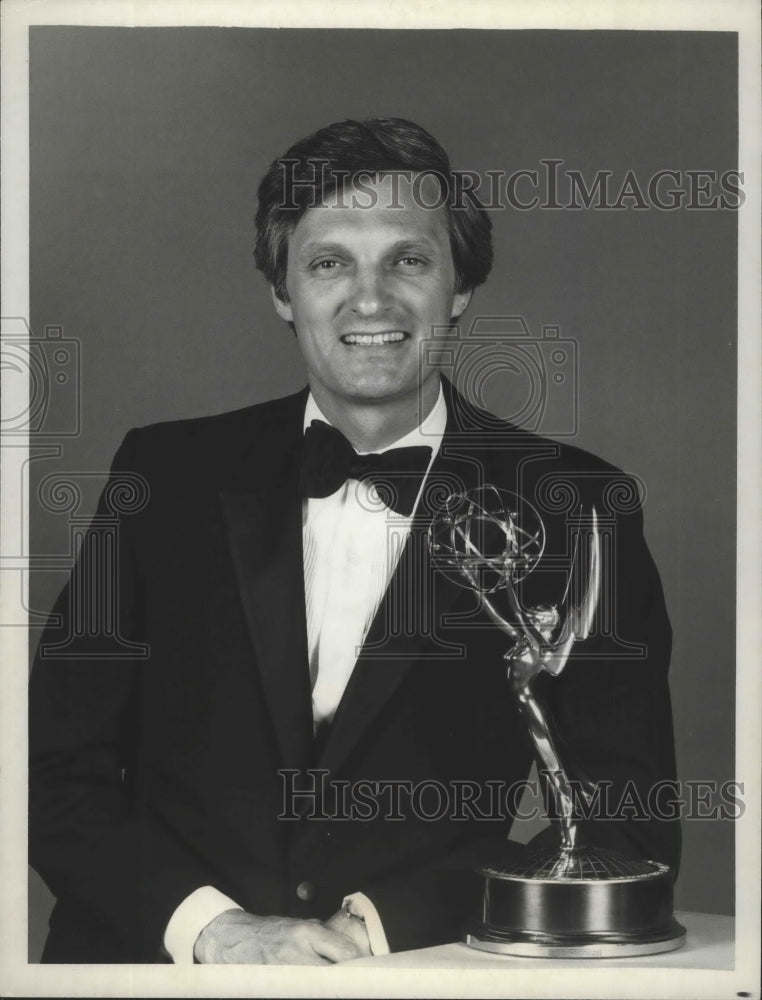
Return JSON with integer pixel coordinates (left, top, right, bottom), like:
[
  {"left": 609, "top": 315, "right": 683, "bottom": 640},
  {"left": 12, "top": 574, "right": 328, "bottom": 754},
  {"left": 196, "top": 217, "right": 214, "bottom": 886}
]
[{"left": 300, "top": 420, "right": 432, "bottom": 516}]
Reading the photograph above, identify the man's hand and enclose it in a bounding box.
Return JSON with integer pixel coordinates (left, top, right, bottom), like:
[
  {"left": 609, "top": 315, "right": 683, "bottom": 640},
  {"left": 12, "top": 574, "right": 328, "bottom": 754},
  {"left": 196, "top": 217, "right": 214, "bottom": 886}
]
[
  {"left": 193, "top": 909, "right": 367, "bottom": 965},
  {"left": 324, "top": 907, "right": 372, "bottom": 957}
]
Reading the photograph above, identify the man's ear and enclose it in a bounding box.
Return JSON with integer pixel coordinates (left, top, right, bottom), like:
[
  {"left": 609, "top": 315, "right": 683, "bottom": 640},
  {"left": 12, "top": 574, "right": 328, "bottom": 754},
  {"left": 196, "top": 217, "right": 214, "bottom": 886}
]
[
  {"left": 271, "top": 286, "right": 293, "bottom": 323},
  {"left": 451, "top": 288, "right": 472, "bottom": 320}
]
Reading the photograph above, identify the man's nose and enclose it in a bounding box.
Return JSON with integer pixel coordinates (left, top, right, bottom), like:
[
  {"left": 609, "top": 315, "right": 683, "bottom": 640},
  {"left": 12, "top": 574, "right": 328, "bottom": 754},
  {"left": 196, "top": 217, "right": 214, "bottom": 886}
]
[{"left": 347, "top": 266, "right": 393, "bottom": 317}]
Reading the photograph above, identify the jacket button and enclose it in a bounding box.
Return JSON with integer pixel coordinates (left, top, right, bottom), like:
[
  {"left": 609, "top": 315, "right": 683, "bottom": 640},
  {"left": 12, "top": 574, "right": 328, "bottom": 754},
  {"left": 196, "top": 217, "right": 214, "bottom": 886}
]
[{"left": 296, "top": 880, "right": 315, "bottom": 902}]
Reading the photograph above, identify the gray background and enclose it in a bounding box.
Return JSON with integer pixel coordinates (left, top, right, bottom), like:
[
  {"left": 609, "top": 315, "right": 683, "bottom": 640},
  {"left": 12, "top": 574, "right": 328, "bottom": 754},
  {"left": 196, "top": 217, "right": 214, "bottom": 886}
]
[{"left": 28, "top": 27, "right": 737, "bottom": 960}]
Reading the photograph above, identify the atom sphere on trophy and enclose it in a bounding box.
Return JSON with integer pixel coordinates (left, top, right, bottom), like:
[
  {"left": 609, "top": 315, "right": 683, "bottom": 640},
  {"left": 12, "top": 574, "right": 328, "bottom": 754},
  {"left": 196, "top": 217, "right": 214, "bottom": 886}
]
[{"left": 428, "top": 485, "right": 545, "bottom": 596}]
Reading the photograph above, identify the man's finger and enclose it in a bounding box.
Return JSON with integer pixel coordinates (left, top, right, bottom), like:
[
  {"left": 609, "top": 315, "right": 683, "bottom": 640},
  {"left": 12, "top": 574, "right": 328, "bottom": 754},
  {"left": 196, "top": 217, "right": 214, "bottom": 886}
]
[
  {"left": 284, "top": 949, "right": 334, "bottom": 966},
  {"left": 308, "top": 924, "right": 364, "bottom": 963}
]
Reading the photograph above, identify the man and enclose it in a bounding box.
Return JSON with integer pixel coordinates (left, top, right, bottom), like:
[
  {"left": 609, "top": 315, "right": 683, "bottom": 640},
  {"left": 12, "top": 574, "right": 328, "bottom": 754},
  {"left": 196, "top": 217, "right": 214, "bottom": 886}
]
[{"left": 29, "top": 118, "right": 679, "bottom": 964}]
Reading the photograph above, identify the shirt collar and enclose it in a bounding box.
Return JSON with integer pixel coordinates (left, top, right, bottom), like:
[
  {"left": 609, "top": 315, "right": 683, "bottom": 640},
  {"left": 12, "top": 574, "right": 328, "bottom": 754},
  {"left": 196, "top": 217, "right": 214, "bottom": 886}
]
[{"left": 303, "top": 380, "right": 447, "bottom": 458}]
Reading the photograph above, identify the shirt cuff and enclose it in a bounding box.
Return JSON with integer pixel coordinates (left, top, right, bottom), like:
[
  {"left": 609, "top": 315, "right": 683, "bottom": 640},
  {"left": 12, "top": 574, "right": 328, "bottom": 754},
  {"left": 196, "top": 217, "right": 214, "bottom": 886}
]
[
  {"left": 163, "top": 886, "right": 243, "bottom": 964},
  {"left": 343, "top": 891, "right": 390, "bottom": 956}
]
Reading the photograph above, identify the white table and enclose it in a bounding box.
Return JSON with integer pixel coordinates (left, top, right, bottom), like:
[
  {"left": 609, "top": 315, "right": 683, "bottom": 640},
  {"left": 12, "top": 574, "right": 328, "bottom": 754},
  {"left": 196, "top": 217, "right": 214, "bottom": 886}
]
[{"left": 347, "top": 911, "right": 734, "bottom": 970}]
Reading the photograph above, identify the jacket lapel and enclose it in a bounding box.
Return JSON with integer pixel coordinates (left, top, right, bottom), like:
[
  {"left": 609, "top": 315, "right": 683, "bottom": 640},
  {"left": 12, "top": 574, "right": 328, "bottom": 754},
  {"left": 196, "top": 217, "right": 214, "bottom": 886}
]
[{"left": 219, "top": 390, "right": 314, "bottom": 774}]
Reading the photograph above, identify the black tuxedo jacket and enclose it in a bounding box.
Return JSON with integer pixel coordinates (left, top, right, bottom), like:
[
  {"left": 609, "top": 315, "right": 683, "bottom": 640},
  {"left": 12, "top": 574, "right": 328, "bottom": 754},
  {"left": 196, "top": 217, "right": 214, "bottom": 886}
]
[{"left": 29, "top": 380, "right": 679, "bottom": 962}]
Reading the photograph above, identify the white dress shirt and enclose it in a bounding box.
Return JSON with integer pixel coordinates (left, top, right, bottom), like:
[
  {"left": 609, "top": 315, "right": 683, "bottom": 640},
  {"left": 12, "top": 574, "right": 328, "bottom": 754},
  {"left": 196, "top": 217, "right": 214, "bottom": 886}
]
[{"left": 164, "top": 383, "right": 447, "bottom": 963}]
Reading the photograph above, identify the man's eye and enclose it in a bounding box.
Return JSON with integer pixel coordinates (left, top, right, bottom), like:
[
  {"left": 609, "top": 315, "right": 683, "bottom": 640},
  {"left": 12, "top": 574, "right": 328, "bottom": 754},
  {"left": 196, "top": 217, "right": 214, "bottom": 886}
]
[
  {"left": 398, "top": 256, "right": 426, "bottom": 267},
  {"left": 311, "top": 259, "right": 341, "bottom": 271}
]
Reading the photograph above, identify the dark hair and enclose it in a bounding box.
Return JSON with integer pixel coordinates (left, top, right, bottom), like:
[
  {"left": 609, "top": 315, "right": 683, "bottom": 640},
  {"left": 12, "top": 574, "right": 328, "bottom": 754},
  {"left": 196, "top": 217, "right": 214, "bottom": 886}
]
[{"left": 254, "top": 117, "right": 493, "bottom": 301}]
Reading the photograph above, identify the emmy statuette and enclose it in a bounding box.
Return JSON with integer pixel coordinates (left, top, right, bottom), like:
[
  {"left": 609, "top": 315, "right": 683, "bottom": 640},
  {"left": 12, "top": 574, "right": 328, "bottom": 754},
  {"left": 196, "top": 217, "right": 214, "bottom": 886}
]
[{"left": 428, "top": 486, "right": 685, "bottom": 958}]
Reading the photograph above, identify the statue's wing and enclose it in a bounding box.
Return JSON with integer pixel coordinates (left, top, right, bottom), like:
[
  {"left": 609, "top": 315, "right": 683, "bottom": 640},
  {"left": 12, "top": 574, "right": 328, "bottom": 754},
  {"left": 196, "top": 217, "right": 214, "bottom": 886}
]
[{"left": 542, "top": 507, "right": 600, "bottom": 675}]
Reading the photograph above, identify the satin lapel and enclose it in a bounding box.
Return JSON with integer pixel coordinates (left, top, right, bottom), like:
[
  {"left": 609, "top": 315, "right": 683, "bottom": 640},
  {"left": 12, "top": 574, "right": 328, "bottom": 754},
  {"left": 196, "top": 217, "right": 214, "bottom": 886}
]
[
  {"left": 317, "top": 406, "right": 491, "bottom": 778},
  {"left": 219, "top": 395, "right": 313, "bottom": 774}
]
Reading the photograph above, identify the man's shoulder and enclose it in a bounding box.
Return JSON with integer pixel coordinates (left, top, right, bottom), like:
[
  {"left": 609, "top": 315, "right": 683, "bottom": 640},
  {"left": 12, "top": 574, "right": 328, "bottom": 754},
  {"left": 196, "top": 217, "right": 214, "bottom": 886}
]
[
  {"left": 109, "top": 388, "right": 309, "bottom": 489},
  {"left": 445, "top": 382, "right": 625, "bottom": 476},
  {"left": 484, "top": 425, "right": 634, "bottom": 508},
  {"left": 124, "top": 387, "right": 308, "bottom": 454},
  {"left": 444, "top": 384, "right": 640, "bottom": 515}
]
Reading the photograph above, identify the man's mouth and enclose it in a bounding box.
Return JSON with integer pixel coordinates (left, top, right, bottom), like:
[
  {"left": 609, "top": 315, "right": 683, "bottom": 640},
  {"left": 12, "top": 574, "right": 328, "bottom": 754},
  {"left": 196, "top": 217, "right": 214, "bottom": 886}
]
[{"left": 340, "top": 331, "right": 409, "bottom": 346}]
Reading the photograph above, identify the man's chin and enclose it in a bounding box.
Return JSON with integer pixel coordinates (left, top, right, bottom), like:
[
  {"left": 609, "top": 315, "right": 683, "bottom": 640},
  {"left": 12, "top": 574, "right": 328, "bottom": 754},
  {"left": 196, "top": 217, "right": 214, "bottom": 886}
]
[{"left": 337, "top": 374, "right": 439, "bottom": 406}]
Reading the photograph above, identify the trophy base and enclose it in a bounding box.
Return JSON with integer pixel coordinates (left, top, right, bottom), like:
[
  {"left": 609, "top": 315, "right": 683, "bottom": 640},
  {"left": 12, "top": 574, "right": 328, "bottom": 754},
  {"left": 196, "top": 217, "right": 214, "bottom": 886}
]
[
  {"left": 465, "top": 845, "right": 686, "bottom": 959},
  {"left": 465, "top": 922, "right": 686, "bottom": 958}
]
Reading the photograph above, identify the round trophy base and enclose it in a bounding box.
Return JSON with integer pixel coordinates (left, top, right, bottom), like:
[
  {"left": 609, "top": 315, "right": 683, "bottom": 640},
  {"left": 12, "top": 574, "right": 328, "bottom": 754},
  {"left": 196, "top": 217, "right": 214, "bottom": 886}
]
[
  {"left": 465, "top": 845, "right": 686, "bottom": 959},
  {"left": 465, "top": 921, "right": 686, "bottom": 958}
]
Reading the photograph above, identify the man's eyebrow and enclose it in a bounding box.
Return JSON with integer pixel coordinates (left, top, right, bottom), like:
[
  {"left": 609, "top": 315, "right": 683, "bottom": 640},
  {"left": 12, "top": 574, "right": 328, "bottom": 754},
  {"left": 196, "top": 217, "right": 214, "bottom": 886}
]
[
  {"left": 296, "top": 241, "right": 348, "bottom": 259},
  {"left": 387, "top": 238, "right": 440, "bottom": 255}
]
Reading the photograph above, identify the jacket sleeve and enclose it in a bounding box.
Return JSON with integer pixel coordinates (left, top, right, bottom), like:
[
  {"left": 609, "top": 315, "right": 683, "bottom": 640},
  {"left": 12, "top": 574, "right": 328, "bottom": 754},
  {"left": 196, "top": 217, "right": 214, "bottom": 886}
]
[{"left": 29, "top": 429, "right": 217, "bottom": 962}]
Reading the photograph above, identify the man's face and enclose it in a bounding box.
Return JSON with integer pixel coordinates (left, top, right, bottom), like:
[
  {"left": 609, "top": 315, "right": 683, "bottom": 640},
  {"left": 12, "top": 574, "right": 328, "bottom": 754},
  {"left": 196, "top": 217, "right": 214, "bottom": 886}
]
[{"left": 272, "top": 173, "right": 471, "bottom": 413}]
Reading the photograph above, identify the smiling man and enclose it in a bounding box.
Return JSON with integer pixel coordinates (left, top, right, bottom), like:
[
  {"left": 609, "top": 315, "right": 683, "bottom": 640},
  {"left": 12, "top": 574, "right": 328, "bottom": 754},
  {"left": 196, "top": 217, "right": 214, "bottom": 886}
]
[{"left": 29, "top": 119, "right": 679, "bottom": 965}]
